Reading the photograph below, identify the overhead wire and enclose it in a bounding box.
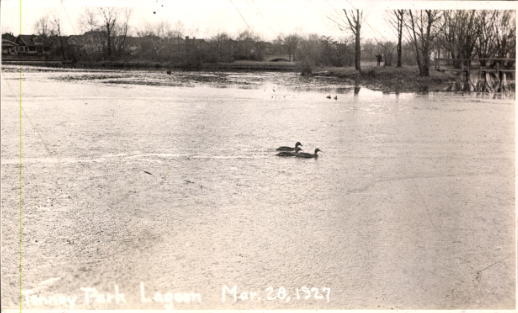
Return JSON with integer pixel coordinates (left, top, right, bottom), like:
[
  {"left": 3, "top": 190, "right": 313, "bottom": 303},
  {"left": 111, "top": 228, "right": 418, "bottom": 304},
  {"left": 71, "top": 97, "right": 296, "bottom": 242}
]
[
  {"left": 307, "top": 0, "right": 334, "bottom": 32},
  {"left": 59, "top": 0, "right": 77, "bottom": 35},
  {"left": 328, "top": 0, "right": 391, "bottom": 44},
  {"left": 228, "top": 0, "right": 252, "bottom": 30},
  {"left": 256, "top": 3, "right": 285, "bottom": 35},
  {"left": 247, "top": 0, "right": 279, "bottom": 35}
]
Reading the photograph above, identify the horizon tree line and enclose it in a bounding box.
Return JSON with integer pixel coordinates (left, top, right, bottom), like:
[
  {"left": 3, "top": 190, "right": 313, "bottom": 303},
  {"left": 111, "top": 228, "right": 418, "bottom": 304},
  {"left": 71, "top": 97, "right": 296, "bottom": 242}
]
[{"left": 6, "top": 7, "right": 515, "bottom": 75}]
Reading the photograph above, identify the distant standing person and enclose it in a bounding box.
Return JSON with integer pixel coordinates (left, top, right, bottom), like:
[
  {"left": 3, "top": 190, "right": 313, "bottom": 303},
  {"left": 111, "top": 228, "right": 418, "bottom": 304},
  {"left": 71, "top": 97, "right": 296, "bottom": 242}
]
[{"left": 376, "top": 54, "right": 383, "bottom": 66}]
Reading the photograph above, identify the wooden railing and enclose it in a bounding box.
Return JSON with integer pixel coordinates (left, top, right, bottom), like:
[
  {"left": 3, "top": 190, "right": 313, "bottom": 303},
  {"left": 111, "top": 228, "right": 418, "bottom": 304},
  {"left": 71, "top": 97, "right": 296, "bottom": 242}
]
[
  {"left": 436, "top": 58, "right": 515, "bottom": 92},
  {"left": 435, "top": 57, "right": 515, "bottom": 79}
]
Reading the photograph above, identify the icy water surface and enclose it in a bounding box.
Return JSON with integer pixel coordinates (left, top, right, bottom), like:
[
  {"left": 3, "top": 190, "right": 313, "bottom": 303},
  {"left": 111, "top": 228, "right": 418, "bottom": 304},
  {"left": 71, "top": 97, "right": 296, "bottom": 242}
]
[{"left": 1, "top": 68, "right": 515, "bottom": 310}]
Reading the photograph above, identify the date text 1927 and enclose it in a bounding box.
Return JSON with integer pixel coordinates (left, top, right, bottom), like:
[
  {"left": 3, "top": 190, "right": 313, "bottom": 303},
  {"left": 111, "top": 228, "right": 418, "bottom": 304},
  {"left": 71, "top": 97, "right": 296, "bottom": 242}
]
[{"left": 222, "top": 285, "right": 330, "bottom": 302}]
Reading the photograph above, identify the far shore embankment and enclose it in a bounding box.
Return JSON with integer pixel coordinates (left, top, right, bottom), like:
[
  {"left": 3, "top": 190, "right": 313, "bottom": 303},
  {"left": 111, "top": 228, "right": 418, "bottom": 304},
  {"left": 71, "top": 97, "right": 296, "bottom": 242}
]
[
  {"left": 313, "top": 66, "right": 459, "bottom": 93},
  {"left": 2, "top": 59, "right": 297, "bottom": 72},
  {"left": 0, "top": 59, "right": 481, "bottom": 93}
]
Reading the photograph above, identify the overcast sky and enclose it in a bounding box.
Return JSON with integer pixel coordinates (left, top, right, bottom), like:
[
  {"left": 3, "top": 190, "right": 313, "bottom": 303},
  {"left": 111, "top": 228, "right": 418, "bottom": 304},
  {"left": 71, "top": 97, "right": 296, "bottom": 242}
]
[{"left": 1, "top": 1, "right": 516, "bottom": 42}]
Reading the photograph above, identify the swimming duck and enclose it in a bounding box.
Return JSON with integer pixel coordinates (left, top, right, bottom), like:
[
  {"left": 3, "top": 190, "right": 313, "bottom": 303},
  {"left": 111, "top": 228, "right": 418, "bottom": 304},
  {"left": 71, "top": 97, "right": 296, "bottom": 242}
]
[
  {"left": 296, "top": 148, "right": 322, "bottom": 158},
  {"left": 334, "top": 95, "right": 338, "bottom": 100},
  {"left": 326, "top": 95, "right": 331, "bottom": 99},
  {"left": 276, "top": 142, "right": 303, "bottom": 151},
  {"left": 276, "top": 147, "right": 302, "bottom": 157}
]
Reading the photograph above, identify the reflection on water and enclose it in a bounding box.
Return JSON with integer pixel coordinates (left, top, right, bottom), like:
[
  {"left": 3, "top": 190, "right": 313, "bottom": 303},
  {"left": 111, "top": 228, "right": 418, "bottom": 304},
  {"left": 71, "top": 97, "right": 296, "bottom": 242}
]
[
  {"left": 461, "top": 90, "right": 516, "bottom": 100},
  {"left": 14, "top": 63, "right": 509, "bottom": 100}
]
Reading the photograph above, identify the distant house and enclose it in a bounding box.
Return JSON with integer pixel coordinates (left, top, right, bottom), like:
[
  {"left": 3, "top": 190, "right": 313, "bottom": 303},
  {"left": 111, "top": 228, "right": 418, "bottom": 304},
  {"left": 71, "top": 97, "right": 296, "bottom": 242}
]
[
  {"left": 2, "top": 33, "right": 16, "bottom": 42},
  {"left": 45, "top": 35, "right": 82, "bottom": 59},
  {"left": 119, "top": 36, "right": 142, "bottom": 56},
  {"left": 161, "top": 36, "right": 188, "bottom": 52},
  {"left": 67, "top": 35, "right": 83, "bottom": 47},
  {"left": 82, "top": 31, "right": 106, "bottom": 54},
  {"left": 44, "top": 33, "right": 105, "bottom": 60},
  {"left": 65, "top": 35, "right": 84, "bottom": 56},
  {"left": 2, "top": 39, "right": 18, "bottom": 55},
  {"left": 15, "top": 35, "right": 50, "bottom": 55},
  {"left": 185, "top": 36, "right": 206, "bottom": 49}
]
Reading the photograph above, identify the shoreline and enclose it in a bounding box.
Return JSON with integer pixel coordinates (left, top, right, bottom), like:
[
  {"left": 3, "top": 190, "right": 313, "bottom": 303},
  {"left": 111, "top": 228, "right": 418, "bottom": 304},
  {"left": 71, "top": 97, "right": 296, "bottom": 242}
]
[
  {"left": 311, "top": 66, "right": 459, "bottom": 93},
  {"left": 2, "top": 60, "right": 514, "bottom": 94}
]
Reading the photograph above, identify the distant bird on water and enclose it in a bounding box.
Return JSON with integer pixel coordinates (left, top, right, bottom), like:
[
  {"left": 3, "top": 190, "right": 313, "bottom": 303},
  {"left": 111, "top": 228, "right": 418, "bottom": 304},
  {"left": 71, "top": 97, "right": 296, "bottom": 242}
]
[
  {"left": 334, "top": 95, "right": 338, "bottom": 100},
  {"left": 326, "top": 95, "right": 331, "bottom": 99},
  {"left": 276, "top": 142, "right": 303, "bottom": 152},
  {"left": 296, "top": 148, "right": 322, "bottom": 158},
  {"left": 276, "top": 147, "right": 302, "bottom": 157}
]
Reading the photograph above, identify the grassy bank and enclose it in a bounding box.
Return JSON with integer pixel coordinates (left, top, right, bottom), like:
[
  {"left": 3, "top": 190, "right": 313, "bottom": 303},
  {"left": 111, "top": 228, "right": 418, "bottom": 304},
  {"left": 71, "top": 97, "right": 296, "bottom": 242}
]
[{"left": 313, "top": 66, "right": 458, "bottom": 93}]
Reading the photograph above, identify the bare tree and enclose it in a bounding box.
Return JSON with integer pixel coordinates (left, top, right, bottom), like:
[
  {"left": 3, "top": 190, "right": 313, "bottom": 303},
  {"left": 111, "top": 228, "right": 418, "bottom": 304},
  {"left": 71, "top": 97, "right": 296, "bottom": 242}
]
[
  {"left": 475, "top": 10, "right": 515, "bottom": 69},
  {"left": 439, "top": 10, "right": 479, "bottom": 67},
  {"left": 377, "top": 41, "right": 396, "bottom": 66},
  {"left": 49, "top": 12, "right": 66, "bottom": 60},
  {"left": 34, "top": 12, "right": 66, "bottom": 59},
  {"left": 491, "top": 10, "right": 516, "bottom": 60},
  {"left": 387, "top": 10, "right": 404, "bottom": 67},
  {"left": 236, "top": 30, "right": 259, "bottom": 60},
  {"left": 137, "top": 21, "right": 168, "bottom": 61},
  {"left": 77, "top": 7, "right": 100, "bottom": 33},
  {"left": 77, "top": 7, "right": 133, "bottom": 59},
  {"left": 212, "top": 32, "right": 233, "bottom": 62},
  {"left": 283, "top": 34, "right": 301, "bottom": 62},
  {"left": 173, "top": 20, "right": 185, "bottom": 37},
  {"left": 156, "top": 20, "right": 173, "bottom": 39},
  {"left": 405, "top": 10, "right": 442, "bottom": 76},
  {"left": 34, "top": 15, "right": 51, "bottom": 38},
  {"left": 344, "top": 9, "right": 363, "bottom": 71},
  {"left": 98, "top": 7, "right": 121, "bottom": 57},
  {"left": 328, "top": 8, "right": 363, "bottom": 70},
  {"left": 172, "top": 19, "right": 185, "bottom": 50},
  {"left": 113, "top": 8, "right": 132, "bottom": 56},
  {"left": 296, "top": 34, "right": 323, "bottom": 75}
]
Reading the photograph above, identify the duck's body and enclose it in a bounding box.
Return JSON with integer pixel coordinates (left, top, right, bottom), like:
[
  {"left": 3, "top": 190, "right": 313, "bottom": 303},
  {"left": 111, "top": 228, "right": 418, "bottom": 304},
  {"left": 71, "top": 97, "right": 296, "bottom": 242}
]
[
  {"left": 276, "top": 147, "right": 302, "bottom": 157},
  {"left": 296, "top": 148, "right": 322, "bottom": 158},
  {"left": 276, "top": 142, "right": 303, "bottom": 151}
]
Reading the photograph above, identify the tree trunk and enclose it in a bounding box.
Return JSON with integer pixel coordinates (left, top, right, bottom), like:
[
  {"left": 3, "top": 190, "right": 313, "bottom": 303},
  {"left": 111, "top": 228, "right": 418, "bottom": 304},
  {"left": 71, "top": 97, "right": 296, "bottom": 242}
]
[
  {"left": 396, "top": 13, "right": 402, "bottom": 67},
  {"left": 118, "top": 33, "right": 127, "bottom": 57},
  {"left": 355, "top": 22, "right": 361, "bottom": 71},
  {"left": 342, "top": 9, "right": 362, "bottom": 71},
  {"left": 420, "top": 11, "right": 433, "bottom": 76},
  {"left": 409, "top": 11, "right": 422, "bottom": 73},
  {"left": 106, "top": 23, "right": 112, "bottom": 57},
  {"left": 59, "top": 37, "right": 66, "bottom": 60},
  {"left": 422, "top": 55, "right": 430, "bottom": 76}
]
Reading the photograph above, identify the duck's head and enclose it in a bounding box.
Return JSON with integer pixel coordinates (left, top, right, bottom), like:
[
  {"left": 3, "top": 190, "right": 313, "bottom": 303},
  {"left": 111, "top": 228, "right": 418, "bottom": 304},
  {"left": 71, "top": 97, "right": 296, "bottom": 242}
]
[
  {"left": 295, "top": 147, "right": 302, "bottom": 153},
  {"left": 315, "top": 148, "right": 322, "bottom": 153},
  {"left": 295, "top": 142, "right": 303, "bottom": 147}
]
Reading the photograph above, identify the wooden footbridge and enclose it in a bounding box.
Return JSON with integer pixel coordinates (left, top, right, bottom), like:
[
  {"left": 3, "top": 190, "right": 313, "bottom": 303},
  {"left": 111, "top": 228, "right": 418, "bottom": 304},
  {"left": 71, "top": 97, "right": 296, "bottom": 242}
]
[{"left": 435, "top": 58, "right": 515, "bottom": 92}]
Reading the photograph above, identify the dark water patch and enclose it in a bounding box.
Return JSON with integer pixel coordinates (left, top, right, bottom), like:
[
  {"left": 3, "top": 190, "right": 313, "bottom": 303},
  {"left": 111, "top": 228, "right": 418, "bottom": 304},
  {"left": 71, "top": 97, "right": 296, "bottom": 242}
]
[{"left": 102, "top": 80, "right": 188, "bottom": 87}]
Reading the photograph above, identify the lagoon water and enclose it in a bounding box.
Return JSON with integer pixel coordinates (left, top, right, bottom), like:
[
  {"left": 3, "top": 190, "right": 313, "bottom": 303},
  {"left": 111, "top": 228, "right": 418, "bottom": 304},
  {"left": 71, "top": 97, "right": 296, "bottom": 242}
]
[{"left": 1, "top": 67, "right": 515, "bottom": 309}]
